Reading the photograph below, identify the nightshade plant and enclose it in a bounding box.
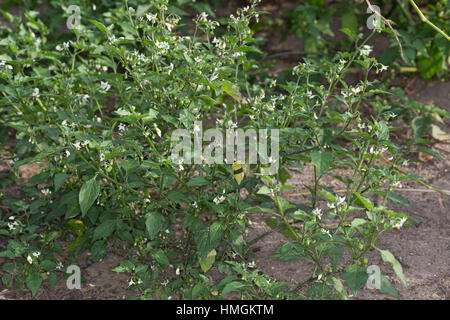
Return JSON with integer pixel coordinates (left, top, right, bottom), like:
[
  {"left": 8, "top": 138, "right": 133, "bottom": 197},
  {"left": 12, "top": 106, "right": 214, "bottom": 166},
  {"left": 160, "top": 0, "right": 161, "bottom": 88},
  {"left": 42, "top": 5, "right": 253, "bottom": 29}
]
[{"left": 0, "top": 0, "right": 447, "bottom": 299}]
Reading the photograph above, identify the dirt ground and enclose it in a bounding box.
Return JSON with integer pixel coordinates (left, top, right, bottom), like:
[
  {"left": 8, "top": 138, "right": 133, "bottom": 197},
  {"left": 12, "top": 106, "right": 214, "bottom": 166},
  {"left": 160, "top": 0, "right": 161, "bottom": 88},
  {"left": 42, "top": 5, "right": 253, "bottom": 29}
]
[{"left": 1, "top": 0, "right": 449, "bottom": 300}]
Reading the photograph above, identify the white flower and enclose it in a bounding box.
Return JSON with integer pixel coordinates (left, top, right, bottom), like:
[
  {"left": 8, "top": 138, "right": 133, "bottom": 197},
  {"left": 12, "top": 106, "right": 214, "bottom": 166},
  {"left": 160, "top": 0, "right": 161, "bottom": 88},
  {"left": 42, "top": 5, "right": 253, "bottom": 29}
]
[
  {"left": 118, "top": 123, "right": 126, "bottom": 132},
  {"left": 247, "top": 261, "right": 256, "bottom": 268},
  {"left": 350, "top": 86, "right": 362, "bottom": 96},
  {"left": 32, "top": 251, "right": 41, "bottom": 258},
  {"left": 65, "top": 150, "right": 71, "bottom": 157},
  {"left": 161, "top": 279, "right": 169, "bottom": 287},
  {"left": 227, "top": 120, "right": 237, "bottom": 129},
  {"left": 402, "top": 160, "right": 409, "bottom": 167},
  {"left": 100, "top": 153, "right": 105, "bottom": 162},
  {"left": 144, "top": 198, "right": 151, "bottom": 204},
  {"left": 166, "top": 63, "right": 174, "bottom": 75},
  {"left": 178, "top": 159, "right": 184, "bottom": 171},
  {"left": 155, "top": 41, "right": 170, "bottom": 51},
  {"left": 321, "top": 228, "right": 332, "bottom": 238},
  {"left": 360, "top": 45, "right": 373, "bottom": 57},
  {"left": 32, "top": 88, "right": 40, "bottom": 98},
  {"left": 9, "top": 216, "right": 15, "bottom": 220},
  {"left": 306, "top": 90, "right": 314, "bottom": 99},
  {"left": 393, "top": 217, "right": 407, "bottom": 230},
  {"left": 154, "top": 124, "right": 162, "bottom": 137},
  {"left": 213, "top": 194, "right": 226, "bottom": 205},
  {"left": 378, "top": 64, "right": 388, "bottom": 73},
  {"left": 165, "top": 229, "right": 170, "bottom": 234},
  {"left": 99, "top": 81, "right": 111, "bottom": 92},
  {"left": 27, "top": 255, "right": 33, "bottom": 264},
  {"left": 146, "top": 13, "right": 157, "bottom": 23},
  {"left": 175, "top": 268, "right": 180, "bottom": 275},
  {"left": 327, "top": 202, "right": 336, "bottom": 209},
  {"left": 128, "top": 279, "right": 135, "bottom": 287},
  {"left": 199, "top": 12, "right": 208, "bottom": 22},
  {"left": 0, "top": 60, "right": 5, "bottom": 66},
  {"left": 41, "top": 188, "right": 51, "bottom": 196},
  {"left": 56, "top": 262, "right": 64, "bottom": 270},
  {"left": 73, "top": 141, "right": 81, "bottom": 150},
  {"left": 336, "top": 196, "right": 346, "bottom": 206},
  {"left": 312, "top": 208, "right": 322, "bottom": 219},
  {"left": 192, "top": 201, "right": 198, "bottom": 209},
  {"left": 8, "top": 221, "right": 18, "bottom": 231},
  {"left": 390, "top": 181, "right": 402, "bottom": 189}
]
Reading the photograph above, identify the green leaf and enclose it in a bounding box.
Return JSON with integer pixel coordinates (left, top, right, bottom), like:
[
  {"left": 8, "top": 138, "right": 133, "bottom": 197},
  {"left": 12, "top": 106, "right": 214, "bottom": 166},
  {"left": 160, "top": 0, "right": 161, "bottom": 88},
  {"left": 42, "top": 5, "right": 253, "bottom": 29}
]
[
  {"left": 222, "top": 80, "right": 242, "bottom": 103},
  {"left": 272, "top": 242, "right": 305, "bottom": 262},
  {"left": 40, "top": 260, "right": 57, "bottom": 271},
  {"left": 195, "top": 222, "right": 225, "bottom": 260},
  {"left": 79, "top": 177, "right": 100, "bottom": 217},
  {"left": 341, "top": 13, "right": 358, "bottom": 34},
  {"left": 145, "top": 211, "right": 166, "bottom": 240},
  {"left": 412, "top": 116, "right": 431, "bottom": 143},
  {"left": 54, "top": 173, "right": 69, "bottom": 192},
  {"left": 222, "top": 281, "right": 249, "bottom": 295},
  {"left": 378, "top": 249, "right": 407, "bottom": 287},
  {"left": 48, "top": 272, "right": 57, "bottom": 288},
  {"left": 353, "top": 192, "right": 374, "bottom": 211},
  {"left": 417, "top": 146, "right": 443, "bottom": 161},
  {"left": 342, "top": 264, "right": 368, "bottom": 296},
  {"left": 265, "top": 217, "right": 297, "bottom": 240},
  {"left": 311, "top": 150, "right": 332, "bottom": 177},
  {"left": 351, "top": 218, "right": 369, "bottom": 229},
  {"left": 198, "top": 249, "right": 216, "bottom": 273},
  {"left": 380, "top": 274, "right": 400, "bottom": 299},
  {"left": 89, "top": 19, "right": 108, "bottom": 32},
  {"left": 26, "top": 273, "right": 43, "bottom": 297},
  {"left": 187, "top": 176, "right": 208, "bottom": 187},
  {"left": 417, "top": 45, "right": 443, "bottom": 80},
  {"left": 167, "top": 190, "right": 186, "bottom": 203},
  {"left": 331, "top": 277, "right": 349, "bottom": 300},
  {"left": 152, "top": 249, "right": 170, "bottom": 266},
  {"left": 325, "top": 245, "right": 343, "bottom": 271},
  {"left": 257, "top": 186, "right": 272, "bottom": 195},
  {"left": 93, "top": 219, "right": 116, "bottom": 240}
]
